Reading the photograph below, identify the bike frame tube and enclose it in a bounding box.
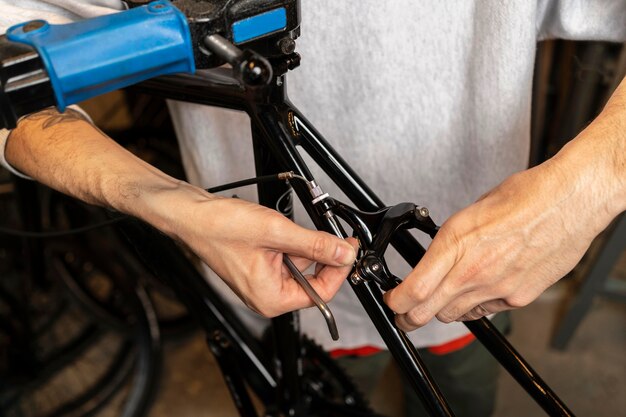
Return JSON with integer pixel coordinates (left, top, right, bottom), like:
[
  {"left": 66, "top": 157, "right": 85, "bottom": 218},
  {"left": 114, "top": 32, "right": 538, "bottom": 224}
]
[
  {"left": 139, "top": 71, "right": 454, "bottom": 416},
  {"left": 247, "top": 76, "right": 454, "bottom": 417},
  {"left": 252, "top": 124, "right": 306, "bottom": 416},
  {"left": 135, "top": 67, "right": 574, "bottom": 416},
  {"left": 117, "top": 219, "right": 277, "bottom": 407},
  {"left": 280, "top": 96, "right": 573, "bottom": 417}
]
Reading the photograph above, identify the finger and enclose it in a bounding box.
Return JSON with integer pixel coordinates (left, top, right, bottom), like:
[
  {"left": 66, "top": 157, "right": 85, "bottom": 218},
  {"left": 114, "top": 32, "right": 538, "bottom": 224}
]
[
  {"left": 305, "top": 238, "right": 358, "bottom": 297},
  {"left": 276, "top": 238, "right": 359, "bottom": 313},
  {"left": 284, "top": 256, "right": 314, "bottom": 274},
  {"left": 457, "top": 304, "right": 491, "bottom": 322},
  {"left": 276, "top": 258, "right": 353, "bottom": 313},
  {"left": 394, "top": 311, "right": 422, "bottom": 333},
  {"left": 389, "top": 255, "right": 492, "bottom": 328},
  {"left": 383, "top": 234, "right": 457, "bottom": 315},
  {"left": 393, "top": 291, "right": 491, "bottom": 331},
  {"left": 456, "top": 299, "right": 511, "bottom": 322},
  {"left": 268, "top": 219, "right": 356, "bottom": 266},
  {"left": 287, "top": 236, "right": 358, "bottom": 273},
  {"left": 434, "top": 291, "right": 496, "bottom": 323}
]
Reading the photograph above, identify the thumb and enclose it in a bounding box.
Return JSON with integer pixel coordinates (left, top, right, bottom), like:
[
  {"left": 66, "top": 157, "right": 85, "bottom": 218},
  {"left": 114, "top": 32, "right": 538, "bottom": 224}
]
[{"left": 268, "top": 220, "right": 356, "bottom": 266}]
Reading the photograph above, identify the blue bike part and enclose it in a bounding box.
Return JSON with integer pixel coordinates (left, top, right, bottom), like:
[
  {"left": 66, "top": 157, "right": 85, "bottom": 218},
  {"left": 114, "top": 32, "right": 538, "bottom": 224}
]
[
  {"left": 6, "top": 0, "right": 194, "bottom": 111},
  {"left": 232, "top": 8, "right": 287, "bottom": 44}
]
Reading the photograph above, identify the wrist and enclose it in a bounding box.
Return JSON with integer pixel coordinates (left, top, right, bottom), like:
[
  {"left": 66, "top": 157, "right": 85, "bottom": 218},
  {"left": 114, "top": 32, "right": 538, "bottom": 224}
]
[
  {"left": 105, "top": 173, "right": 217, "bottom": 239},
  {"left": 552, "top": 112, "right": 626, "bottom": 231}
]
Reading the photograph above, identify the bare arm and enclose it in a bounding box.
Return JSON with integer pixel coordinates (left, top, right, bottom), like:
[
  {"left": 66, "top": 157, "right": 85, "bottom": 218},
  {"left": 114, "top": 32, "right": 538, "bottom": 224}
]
[
  {"left": 6, "top": 108, "right": 357, "bottom": 317},
  {"left": 385, "top": 77, "right": 626, "bottom": 331}
]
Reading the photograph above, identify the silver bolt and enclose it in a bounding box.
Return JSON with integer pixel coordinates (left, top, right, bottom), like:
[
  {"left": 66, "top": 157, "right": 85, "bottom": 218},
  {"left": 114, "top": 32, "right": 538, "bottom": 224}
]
[
  {"left": 419, "top": 207, "right": 430, "bottom": 218},
  {"left": 350, "top": 273, "right": 364, "bottom": 285},
  {"left": 371, "top": 263, "right": 380, "bottom": 272}
]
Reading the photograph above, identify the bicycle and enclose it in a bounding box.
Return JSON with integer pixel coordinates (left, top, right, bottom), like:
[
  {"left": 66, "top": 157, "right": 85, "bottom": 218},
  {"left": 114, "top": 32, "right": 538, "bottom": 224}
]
[
  {"left": 0, "top": 1, "right": 577, "bottom": 415},
  {"left": 0, "top": 178, "right": 161, "bottom": 417}
]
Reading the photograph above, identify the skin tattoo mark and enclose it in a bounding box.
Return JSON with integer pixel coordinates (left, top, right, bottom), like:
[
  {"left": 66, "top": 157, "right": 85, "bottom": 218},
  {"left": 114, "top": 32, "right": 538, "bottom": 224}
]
[{"left": 23, "top": 108, "right": 90, "bottom": 129}]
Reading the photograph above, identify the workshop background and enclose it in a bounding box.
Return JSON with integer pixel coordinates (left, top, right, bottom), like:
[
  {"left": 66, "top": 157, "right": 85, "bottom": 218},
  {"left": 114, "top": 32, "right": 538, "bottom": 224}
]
[{"left": 0, "top": 40, "right": 624, "bottom": 416}]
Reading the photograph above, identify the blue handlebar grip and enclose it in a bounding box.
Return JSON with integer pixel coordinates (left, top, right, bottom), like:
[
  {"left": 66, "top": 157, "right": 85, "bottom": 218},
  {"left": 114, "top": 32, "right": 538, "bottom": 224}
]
[{"left": 6, "top": 0, "right": 195, "bottom": 111}]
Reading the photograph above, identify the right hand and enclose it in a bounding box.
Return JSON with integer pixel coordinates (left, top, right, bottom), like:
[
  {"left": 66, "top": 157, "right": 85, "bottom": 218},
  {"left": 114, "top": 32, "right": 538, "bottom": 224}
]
[
  {"left": 149, "top": 185, "right": 358, "bottom": 317},
  {"left": 6, "top": 109, "right": 357, "bottom": 318}
]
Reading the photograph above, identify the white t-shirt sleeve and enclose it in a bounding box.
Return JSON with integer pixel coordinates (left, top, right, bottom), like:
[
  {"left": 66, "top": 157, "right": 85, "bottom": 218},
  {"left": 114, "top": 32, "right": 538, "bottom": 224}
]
[
  {"left": 0, "top": 1, "right": 123, "bottom": 32},
  {"left": 0, "top": 0, "right": 122, "bottom": 177},
  {"left": 536, "top": 0, "right": 626, "bottom": 42},
  {"left": 0, "top": 128, "right": 29, "bottom": 178}
]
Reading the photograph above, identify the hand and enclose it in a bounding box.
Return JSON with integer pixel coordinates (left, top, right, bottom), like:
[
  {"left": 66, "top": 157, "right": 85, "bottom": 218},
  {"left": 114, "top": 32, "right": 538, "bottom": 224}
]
[
  {"left": 384, "top": 144, "right": 622, "bottom": 332},
  {"left": 384, "top": 76, "right": 626, "bottom": 332},
  {"left": 6, "top": 109, "right": 357, "bottom": 318},
  {"left": 152, "top": 187, "right": 358, "bottom": 317}
]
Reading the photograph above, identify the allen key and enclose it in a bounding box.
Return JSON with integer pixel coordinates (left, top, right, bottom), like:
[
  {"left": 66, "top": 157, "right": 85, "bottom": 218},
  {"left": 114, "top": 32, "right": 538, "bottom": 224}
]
[{"left": 283, "top": 255, "right": 339, "bottom": 340}]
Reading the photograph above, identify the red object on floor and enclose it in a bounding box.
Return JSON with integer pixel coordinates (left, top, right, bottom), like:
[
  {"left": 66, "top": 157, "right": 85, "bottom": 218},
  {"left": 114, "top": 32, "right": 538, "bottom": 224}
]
[
  {"left": 427, "top": 333, "right": 476, "bottom": 355},
  {"left": 329, "top": 345, "right": 382, "bottom": 358}
]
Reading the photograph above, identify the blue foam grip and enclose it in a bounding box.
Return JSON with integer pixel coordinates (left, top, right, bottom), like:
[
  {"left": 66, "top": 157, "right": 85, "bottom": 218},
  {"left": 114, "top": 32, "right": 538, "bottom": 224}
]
[
  {"left": 232, "top": 8, "right": 287, "bottom": 44},
  {"left": 7, "top": 0, "right": 195, "bottom": 111}
]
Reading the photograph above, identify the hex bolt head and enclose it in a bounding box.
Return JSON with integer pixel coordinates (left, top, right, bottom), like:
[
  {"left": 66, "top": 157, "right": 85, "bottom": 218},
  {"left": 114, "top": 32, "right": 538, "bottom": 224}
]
[
  {"left": 350, "top": 273, "right": 364, "bottom": 285},
  {"left": 419, "top": 207, "right": 430, "bottom": 218},
  {"left": 278, "top": 37, "right": 296, "bottom": 55},
  {"left": 371, "top": 263, "right": 380, "bottom": 272}
]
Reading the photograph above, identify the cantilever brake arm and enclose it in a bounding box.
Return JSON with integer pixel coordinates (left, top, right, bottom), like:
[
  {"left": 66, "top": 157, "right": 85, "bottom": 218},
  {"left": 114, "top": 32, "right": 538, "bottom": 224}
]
[
  {"left": 330, "top": 199, "right": 439, "bottom": 254},
  {"left": 330, "top": 200, "right": 440, "bottom": 290}
]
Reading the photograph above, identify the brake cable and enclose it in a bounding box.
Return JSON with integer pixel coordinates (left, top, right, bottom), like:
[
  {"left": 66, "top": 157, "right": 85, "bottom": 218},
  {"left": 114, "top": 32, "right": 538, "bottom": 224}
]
[{"left": 0, "top": 172, "right": 304, "bottom": 238}]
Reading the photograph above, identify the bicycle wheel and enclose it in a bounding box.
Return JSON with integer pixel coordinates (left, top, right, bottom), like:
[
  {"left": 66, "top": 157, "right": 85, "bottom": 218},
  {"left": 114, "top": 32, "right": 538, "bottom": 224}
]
[
  {"left": 0, "top": 241, "right": 161, "bottom": 417},
  {"left": 43, "top": 189, "right": 195, "bottom": 341}
]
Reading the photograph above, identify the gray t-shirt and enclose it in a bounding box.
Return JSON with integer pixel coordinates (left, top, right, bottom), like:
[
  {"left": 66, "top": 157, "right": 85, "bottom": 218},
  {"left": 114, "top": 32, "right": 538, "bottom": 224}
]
[{"left": 1, "top": 0, "right": 624, "bottom": 349}]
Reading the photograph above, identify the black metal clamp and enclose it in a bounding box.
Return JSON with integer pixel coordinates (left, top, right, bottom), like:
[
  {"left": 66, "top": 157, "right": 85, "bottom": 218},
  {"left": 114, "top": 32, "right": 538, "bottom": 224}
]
[{"left": 327, "top": 200, "right": 439, "bottom": 291}]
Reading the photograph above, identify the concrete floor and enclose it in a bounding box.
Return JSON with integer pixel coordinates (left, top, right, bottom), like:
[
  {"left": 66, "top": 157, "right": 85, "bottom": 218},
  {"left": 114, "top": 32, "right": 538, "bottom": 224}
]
[{"left": 149, "top": 254, "right": 626, "bottom": 417}]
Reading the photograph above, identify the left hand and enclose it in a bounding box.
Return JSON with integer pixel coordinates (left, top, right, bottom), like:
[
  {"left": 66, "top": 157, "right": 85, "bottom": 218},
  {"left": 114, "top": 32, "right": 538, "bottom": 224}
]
[{"left": 384, "top": 141, "right": 622, "bottom": 332}]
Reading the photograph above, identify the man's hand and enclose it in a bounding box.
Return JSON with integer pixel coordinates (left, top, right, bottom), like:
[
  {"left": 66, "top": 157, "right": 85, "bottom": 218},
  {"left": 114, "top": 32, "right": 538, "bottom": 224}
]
[
  {"left": 385, "top": 77, "right": 626, "bottom": 332},
  {"left": 149, "top": 188, "right": 358, "bottom": 317},
  {"left": 6, "top": 107, "right": 356, "bottom": 318}
]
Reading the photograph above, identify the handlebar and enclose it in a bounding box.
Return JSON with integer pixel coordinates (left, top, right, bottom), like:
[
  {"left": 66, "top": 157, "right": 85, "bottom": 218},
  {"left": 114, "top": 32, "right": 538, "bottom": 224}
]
[{"left": 0, "top": 0, "right": 300, "bottom": 129}]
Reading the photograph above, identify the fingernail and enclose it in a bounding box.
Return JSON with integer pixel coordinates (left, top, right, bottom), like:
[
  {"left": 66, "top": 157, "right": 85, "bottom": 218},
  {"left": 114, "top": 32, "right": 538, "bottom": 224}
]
[{"left": 335, "top": 244, "right": 355, "bottom": 265}]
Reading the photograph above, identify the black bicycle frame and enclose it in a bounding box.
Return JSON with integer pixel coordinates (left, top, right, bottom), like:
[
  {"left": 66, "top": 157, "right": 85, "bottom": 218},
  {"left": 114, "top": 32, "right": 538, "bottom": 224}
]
[{"left": 133, "top": 66, "right": 574, "bottom": 416}]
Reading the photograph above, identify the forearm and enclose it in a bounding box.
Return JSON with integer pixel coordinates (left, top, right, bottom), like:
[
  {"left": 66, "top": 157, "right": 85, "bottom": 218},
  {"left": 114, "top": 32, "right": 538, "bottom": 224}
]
[
  {"left": 5, "top": 108, "right": 212, "bottom": 237},
  {"left": 552, "top": 76, "right": 626, "bottom": 228},
  {"left": 5, "top": 107, "right": 358, "bottom": 317}
]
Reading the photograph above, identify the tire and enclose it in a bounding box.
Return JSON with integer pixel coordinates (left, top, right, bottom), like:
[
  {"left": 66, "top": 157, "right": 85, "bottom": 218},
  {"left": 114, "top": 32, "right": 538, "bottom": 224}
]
[
  {"left": 44, "top": 190, "right": 195, "bottom": 341},
  {"left": 0, "top": 242, "right": 161, "bottom": 417}
]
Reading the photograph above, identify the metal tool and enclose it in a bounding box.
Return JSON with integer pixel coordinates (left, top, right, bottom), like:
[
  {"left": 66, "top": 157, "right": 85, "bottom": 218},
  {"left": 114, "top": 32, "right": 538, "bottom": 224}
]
[{"left": 283, "top": 255, "right": 339, "bottom": 340}]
